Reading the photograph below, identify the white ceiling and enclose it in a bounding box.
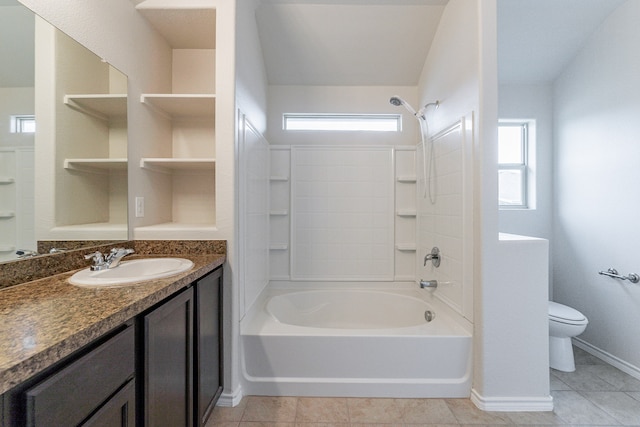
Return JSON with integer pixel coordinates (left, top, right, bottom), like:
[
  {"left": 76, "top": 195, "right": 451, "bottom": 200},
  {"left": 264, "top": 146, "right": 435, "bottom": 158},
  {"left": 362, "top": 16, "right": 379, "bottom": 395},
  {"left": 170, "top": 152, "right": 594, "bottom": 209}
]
[
  {"left": 497, "top": 0, "right": 626, "bottom": 84},
  {"left": 256, "top": 0, "right": 447, "bottom": 86}
]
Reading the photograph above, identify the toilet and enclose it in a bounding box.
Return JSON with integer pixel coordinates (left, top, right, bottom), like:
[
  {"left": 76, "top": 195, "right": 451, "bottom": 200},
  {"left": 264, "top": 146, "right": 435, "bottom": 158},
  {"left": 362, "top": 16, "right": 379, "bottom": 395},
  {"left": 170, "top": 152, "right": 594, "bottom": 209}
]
[{"left": 548, "top": 301, "right": 588, "bottom": 372}]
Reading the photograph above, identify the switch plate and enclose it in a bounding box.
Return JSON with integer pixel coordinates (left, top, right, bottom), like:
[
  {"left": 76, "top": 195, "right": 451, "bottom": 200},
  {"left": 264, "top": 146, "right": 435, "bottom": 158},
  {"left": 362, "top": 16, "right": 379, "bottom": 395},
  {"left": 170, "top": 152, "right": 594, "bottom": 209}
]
[{"left": 135, "top": 196, "right": 144, "bottom": 218}]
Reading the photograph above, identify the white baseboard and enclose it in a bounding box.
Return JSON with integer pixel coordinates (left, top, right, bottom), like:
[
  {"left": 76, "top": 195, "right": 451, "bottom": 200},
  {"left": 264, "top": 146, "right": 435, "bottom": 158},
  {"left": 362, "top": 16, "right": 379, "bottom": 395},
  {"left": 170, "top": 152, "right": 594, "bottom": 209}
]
[
  {"left": 573, "top": 338, "right": 640, "bottom": 380},
  {"left": 470, "top": 389, "right": 554, "bottom": 412},
  {"left": 216, "top": 386, "right": 244, "bottom": 407}
]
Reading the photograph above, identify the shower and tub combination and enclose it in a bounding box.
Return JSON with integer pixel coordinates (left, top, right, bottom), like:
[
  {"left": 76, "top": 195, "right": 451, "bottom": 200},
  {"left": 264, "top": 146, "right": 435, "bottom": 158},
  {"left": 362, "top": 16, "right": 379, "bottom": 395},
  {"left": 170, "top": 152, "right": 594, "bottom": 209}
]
[
  {"left": 240, "top": 95, "right": 473, "bottom": 398},
  {"left": 241, "top": 287, "right": 472, "bottom": 397}
]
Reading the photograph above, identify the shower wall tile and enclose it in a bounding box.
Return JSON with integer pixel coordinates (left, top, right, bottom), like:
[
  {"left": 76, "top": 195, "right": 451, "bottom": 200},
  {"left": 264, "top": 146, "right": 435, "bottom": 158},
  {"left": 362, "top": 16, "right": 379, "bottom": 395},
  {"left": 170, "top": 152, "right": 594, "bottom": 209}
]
[
  {"left": 290, "top": 146, "right": 394, "bottom": 281},
  {"left": 417, "top": 119, "right": 470, "bottom": 315}
]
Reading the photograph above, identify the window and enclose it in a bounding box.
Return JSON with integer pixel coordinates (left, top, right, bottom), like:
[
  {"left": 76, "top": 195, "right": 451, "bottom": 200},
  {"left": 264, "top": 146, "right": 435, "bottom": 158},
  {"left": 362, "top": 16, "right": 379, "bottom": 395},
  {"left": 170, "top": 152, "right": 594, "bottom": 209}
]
[
  {"left": 283, "top": 113, "right": 401, "bottom": 132},
  {"left": 498, "top": 121, "right": 529, "bottom": 208},
  {"left": 11, "top": 115, "right": 36, "bottom": 133}
]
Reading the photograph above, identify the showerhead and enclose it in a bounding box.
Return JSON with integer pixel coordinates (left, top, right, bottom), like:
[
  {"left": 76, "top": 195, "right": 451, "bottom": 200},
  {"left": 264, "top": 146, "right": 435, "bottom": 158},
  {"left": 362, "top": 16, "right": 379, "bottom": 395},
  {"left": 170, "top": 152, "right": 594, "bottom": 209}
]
[
  {"left": 389, "top": 96, "right": 403, "bottom": 107},
  {"left": 389, "top": 96, "right": 439, "bottom": 120},
  {"left": 389, "top": 96, "right": 417, "bottom": 116}
]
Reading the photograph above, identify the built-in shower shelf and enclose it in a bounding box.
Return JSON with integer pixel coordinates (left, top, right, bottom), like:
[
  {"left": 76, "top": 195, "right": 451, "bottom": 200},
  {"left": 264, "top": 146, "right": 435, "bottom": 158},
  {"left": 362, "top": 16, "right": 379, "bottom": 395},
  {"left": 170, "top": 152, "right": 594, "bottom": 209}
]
[
  {"left": 396, "top": 210, "right": 417, "bottom": 217},
  {"left": 395, "top": 244, "right": 417, "bottom": 251},
  {"left": 269, "top": 210, "right": 288, "bottom": 216},
  {"left": 269, "top": 176, "right": 289, "bottom": 182},
  {"left": 0, "top": 177, "right": 15, "bottom": 185},
  {"left": 269, "top": 244, "right": 289, "bottom": 251},
  {"left": 396, "top": 176, "right": 417, "bottom": 183},
  {"left": 0, "top": 211, "right": 15, "bottom": 219}
]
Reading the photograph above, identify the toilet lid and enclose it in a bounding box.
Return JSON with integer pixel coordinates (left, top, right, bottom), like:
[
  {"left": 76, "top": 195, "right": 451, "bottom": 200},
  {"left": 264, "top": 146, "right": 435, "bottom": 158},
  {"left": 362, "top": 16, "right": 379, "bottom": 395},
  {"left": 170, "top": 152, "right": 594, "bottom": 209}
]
[{"left": 549, "top": 301, "right": 587, "bottom": 322}]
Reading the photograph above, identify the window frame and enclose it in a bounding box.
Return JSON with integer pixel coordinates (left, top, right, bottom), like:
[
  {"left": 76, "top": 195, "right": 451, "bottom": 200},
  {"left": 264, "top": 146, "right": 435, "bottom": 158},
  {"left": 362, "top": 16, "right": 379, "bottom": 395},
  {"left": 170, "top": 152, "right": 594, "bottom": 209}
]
[
  {"left": 282, "top": 113, "right": 402, "bottom": 132},
  {"left": 11, "top": 115, "right": 36, "bottom": 133},
  {"left": 498, "top": 121, "right": 529, "bottom": 209}
]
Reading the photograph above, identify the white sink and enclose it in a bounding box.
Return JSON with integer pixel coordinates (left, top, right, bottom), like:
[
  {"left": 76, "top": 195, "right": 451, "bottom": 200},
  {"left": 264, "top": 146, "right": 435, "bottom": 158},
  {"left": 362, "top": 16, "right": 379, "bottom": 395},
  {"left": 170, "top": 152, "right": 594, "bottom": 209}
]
[{"left": 69, "top": 258, "right": 194, "bottom": 287}]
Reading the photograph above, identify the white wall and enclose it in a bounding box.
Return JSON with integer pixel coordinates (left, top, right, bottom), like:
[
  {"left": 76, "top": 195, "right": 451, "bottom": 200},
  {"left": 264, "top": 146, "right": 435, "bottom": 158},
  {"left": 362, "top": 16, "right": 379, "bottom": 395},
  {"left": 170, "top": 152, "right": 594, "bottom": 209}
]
[
  {"left": 553, "top": 0, "right": 640, "bottom": 375},
  {"left": 418, "top": 0, "right": 551, "bottom": 410}
]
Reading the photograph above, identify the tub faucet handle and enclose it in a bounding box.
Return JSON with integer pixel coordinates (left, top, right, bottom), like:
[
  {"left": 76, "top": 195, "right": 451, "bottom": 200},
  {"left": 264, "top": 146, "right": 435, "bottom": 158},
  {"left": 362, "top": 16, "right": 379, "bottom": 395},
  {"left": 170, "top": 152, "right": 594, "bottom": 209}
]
[{"left": 424, "top": 247, "right": 441, "bottom": 267}]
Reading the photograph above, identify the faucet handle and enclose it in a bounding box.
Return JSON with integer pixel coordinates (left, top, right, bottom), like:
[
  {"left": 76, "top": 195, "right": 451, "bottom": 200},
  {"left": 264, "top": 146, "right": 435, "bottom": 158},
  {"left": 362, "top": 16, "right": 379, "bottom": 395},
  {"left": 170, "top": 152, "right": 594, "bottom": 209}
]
[{"left": 83, "top": 251, "right": 106, "bottom": 270}]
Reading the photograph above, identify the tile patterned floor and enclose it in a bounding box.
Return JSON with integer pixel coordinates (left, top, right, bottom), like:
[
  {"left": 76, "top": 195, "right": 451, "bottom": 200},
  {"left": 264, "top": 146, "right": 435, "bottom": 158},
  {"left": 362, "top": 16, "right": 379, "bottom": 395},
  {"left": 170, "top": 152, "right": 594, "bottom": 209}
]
[{"left": 208, "top": 346, "right": 640, "bottom": 426}]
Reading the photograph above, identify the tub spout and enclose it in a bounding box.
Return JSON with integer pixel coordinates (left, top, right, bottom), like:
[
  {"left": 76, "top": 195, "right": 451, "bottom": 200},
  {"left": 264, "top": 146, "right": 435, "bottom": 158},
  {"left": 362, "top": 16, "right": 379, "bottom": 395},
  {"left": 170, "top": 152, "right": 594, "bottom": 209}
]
[{"left": 420, "top": 279, "right": 438, "bottom": 289}]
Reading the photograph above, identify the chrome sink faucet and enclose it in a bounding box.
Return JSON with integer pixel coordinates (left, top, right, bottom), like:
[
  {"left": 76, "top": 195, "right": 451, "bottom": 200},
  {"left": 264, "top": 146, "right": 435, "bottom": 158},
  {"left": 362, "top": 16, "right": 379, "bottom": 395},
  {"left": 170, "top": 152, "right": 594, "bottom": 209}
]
[{"left": 84, "top": 248, "right": 135, "bottom": 271}]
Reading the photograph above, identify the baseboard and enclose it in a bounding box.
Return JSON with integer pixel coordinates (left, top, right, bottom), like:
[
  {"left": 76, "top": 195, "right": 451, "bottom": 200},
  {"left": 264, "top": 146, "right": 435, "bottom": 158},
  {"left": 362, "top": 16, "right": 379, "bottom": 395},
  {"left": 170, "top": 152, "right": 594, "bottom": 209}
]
[
  {"left": 470, "top": 389, "right": 554, "bottom": 412},
  {"left": 216, "top": 386, "right": 244, "bottom": 407},
  {"left": 573, "top": 337, "right": 640, "bottom": 380}
]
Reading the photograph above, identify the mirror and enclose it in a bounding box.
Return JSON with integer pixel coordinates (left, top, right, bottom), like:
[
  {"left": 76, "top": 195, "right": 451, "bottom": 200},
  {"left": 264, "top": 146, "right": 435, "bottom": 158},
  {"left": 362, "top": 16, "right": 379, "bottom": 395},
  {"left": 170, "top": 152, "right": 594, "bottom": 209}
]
[{"left": 0, "top": 0, "right": 128, "bottom": 263}]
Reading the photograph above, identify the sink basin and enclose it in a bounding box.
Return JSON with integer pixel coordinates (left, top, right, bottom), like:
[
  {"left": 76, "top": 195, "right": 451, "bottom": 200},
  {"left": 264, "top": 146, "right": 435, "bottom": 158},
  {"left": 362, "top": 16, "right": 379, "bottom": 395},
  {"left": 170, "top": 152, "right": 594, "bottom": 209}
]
[{"left": 69, "top": 258, "right": 194, "bottom": 287}]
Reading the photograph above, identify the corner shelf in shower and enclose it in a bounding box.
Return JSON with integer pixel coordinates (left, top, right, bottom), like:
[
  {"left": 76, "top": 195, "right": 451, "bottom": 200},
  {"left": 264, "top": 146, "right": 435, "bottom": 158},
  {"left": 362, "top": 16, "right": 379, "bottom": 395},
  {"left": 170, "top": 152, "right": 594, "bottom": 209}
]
[
  {"left": 396, "top": 209, "right": 417, "bottom": 217},
  {"left": 396, "top": 176, "right": 417, "bottom": 183},
  {"left": 63, "top": 94, "right": 127, "bottom": 121},
  {"left": 269, "top": 244, "right": 289, "bottom": 251},
  {"left": 0, "top": 177, "right": 15, "bottom": 185},
  {"left": 395, "top": 244, "right": 417, "bottom": 251},
  {"left": 269, "top": 176, "right": 289, "bottom": 182},
  {"left": 269, "top": 210, "right": 288, "bottom": 216},
  {"left": 0, "top": 211, "right": 15, "bottom": 219}
]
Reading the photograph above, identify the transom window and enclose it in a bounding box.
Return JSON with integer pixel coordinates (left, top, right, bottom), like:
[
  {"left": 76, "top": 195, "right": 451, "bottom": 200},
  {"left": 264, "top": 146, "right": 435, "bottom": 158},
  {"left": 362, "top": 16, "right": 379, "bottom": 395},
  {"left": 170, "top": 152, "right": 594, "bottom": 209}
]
[
  {"left": 498, "top": 121, "right": 529, "bottom": 208},
  {"left": 283, "top": 113, "right": 401, "bottom": 132},
  {"left": 11, "top": 115, "right": 36, "bottom": 133}
]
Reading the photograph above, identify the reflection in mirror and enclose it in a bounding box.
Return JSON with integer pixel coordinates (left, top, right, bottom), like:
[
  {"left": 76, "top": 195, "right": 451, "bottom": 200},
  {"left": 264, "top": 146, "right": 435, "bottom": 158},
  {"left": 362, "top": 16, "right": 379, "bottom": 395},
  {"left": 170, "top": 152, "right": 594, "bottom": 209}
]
[{"left": 0, "top": 0, "right": 128, "bottom": 264}]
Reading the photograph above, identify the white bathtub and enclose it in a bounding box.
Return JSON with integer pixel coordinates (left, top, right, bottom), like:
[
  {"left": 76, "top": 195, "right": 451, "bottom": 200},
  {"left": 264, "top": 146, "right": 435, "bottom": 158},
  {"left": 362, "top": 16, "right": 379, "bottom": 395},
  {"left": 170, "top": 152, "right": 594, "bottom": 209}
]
[{"left": 241, "top": 288, "right": 472, "bottom": 398}]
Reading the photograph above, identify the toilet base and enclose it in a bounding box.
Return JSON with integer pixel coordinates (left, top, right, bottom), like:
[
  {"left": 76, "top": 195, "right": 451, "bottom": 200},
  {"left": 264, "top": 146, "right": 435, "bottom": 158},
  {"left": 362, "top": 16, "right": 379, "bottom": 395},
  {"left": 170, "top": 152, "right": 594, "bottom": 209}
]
[{"left": 549, "top": 336, "right": 576, "bottom": 372}]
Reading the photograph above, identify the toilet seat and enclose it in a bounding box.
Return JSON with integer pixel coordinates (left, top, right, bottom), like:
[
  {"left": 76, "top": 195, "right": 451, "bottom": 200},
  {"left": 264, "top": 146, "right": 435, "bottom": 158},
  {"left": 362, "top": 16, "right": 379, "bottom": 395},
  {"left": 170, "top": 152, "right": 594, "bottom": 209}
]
[{"left": 549, "top": 301, "right": 587, "bottom": 325}]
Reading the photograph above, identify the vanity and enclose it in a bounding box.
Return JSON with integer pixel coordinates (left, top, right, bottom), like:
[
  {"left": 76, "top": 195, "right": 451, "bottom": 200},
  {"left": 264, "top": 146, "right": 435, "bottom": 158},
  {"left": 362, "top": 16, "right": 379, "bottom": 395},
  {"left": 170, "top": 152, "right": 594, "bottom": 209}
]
[{"left": 0, "top": 241, "right": 225, "bottom": 427}]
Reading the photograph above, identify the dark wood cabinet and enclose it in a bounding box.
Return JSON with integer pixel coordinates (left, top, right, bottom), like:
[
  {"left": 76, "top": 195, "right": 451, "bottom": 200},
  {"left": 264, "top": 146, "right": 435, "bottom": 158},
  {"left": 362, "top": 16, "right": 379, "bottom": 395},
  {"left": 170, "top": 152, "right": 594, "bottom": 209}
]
[
  {"left": 194, "top": 268, "right": 223, "bottom": 426},
  {"left": 2, "top": 324, "right": 135, "bottom": 427},
  {"left": 1, "top": 266, "right": 223, "bottom": 427},
  {"left": 141, "top": 287, "right": 194, "bottom": 427}
]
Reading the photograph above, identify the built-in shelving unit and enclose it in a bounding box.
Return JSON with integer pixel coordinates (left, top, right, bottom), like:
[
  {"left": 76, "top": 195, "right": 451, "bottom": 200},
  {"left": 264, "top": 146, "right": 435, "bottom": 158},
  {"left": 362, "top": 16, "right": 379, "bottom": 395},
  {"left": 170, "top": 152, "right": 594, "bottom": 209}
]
[
  {"left": 134, "top": 0, "right": 217, "bottom": 239},
  {"left": 269, "top": 147, "right": 292, "bottom": 280},
  {"left": 395, "top": 148, "right": 417, "bottom": 280}
]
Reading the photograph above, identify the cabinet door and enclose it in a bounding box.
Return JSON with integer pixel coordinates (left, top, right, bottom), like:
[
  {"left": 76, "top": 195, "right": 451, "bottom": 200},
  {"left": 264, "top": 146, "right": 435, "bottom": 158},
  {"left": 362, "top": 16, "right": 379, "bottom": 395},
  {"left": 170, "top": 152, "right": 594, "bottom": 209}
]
[
  {"left": 194, "top": 268, "right": 223, "bottom": 426},
  {"left": 143, "top": 288, "right": 194, "bottom": 427},
  {"left": 81, "top": 380, "right": 135, "bottom": 427}
]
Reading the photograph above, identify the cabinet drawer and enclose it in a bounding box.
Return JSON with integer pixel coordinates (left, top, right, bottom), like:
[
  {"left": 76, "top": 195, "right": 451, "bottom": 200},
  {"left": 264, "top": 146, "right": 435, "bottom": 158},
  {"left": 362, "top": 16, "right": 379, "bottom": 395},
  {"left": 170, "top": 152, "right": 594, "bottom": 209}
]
[{"left": 25, "top": 325, "right": 135, "bottom": 427}]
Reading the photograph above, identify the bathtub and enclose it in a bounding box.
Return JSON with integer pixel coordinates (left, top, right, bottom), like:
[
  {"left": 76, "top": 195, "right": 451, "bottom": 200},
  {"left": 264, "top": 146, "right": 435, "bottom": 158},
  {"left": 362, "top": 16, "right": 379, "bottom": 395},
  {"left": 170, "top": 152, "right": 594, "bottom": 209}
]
[{"left": 241, "top": 288, "right": 472, "bottom": 398}]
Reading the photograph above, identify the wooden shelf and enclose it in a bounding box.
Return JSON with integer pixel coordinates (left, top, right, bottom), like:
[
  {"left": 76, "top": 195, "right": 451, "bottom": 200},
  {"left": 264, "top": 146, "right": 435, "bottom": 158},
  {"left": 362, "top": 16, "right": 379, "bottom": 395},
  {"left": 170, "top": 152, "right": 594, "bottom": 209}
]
[
  {"left": 64, "top": 158, "right": 128, "bottom": 173},
  {"left": 64, "top": 94, "right": 127, "bottom": 120},
  {"left": 140, "top": 158, "right": 215, "bottom": 173},
  {"left": 135, "top": 2, "right": 216, "bottom": 49},
  {"left": 134, "top": 222, "right": 217, "bottom": 240},
  {"left": 140, "top": 94, "right": 215, "bottom": 118}
]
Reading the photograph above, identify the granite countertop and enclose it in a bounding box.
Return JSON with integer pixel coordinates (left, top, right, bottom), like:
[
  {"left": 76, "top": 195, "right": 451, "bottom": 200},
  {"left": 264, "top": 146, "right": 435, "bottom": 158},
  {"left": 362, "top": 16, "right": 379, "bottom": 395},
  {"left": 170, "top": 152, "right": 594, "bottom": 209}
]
[{"left": 0, "top": 253, "right": 225, "bottom": 395}]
